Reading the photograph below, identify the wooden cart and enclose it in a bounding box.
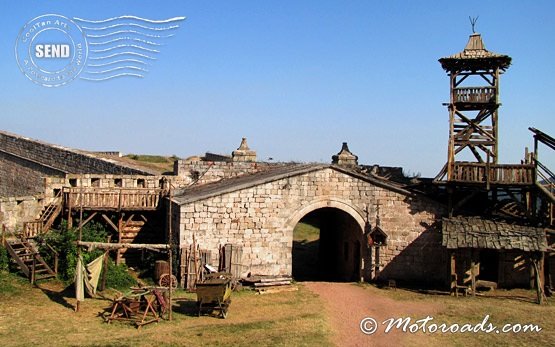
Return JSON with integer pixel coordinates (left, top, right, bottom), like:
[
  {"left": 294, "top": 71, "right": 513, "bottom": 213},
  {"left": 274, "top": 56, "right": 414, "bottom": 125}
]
[{"left": 196, "top": 273, "right": 232, "bottom": 319}]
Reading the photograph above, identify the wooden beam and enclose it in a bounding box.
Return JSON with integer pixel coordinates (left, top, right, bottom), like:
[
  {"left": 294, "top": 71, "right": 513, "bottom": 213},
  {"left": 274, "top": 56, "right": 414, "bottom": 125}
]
[
  {"left": 77, "top": 241, "right": 168, "bottom": 251},
  {"left": 101, "top": 213, "right": 118, "bottom": 233},
  {"left": 79, "top": 212, "right": 98, "bottom": 229}
]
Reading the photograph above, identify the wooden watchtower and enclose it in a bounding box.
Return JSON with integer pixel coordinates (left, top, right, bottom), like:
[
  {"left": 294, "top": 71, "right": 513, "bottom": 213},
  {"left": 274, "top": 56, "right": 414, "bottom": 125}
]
[{"left": 434, "top": 30, "right": 536, "bottom": 216}]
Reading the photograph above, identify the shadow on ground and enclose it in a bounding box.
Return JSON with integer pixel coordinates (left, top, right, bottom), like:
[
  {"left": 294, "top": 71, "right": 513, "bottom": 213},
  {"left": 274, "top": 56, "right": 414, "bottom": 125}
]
[{"left": 38, "top": 283, "right": 75, "bottom": 310}]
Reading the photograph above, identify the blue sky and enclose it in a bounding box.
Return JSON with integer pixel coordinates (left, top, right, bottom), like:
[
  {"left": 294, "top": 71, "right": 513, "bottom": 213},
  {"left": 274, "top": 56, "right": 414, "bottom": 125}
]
[{"left": 1, "top": 1, "right": 554, "bottom": 177}]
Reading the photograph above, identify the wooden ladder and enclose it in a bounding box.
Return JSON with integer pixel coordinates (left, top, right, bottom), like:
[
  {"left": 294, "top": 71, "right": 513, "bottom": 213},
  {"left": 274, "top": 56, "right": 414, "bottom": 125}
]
[{"left": 4, "top": 238, "right": 57, "bottom": 283}]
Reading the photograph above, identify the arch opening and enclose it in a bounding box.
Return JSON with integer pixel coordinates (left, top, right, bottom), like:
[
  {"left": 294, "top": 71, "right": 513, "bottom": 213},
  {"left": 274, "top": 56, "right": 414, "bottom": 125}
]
[{"left": 292, "top": 207, "right": 363, "bottom": 282}]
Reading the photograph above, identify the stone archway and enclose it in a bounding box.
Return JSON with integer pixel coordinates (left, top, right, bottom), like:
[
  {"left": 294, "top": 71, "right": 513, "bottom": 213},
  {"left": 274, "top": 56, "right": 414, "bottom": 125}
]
[{"left": 288, "top": 200, "right": 365, "bottom": 282}]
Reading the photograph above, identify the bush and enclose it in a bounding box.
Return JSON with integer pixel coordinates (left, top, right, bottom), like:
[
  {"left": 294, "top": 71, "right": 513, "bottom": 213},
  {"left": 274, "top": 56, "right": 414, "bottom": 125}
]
[
  {"left": 0, "top": 245, "right": 9, "bottom": 272},
  {"left": 105, "top": 259, "right": 136, "bottom": 289}
]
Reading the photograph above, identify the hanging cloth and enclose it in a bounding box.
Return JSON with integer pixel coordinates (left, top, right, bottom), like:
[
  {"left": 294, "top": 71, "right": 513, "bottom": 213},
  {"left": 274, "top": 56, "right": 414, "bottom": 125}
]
[
  {"left": 86, "top": 253, "right": 105, "bottom": 295},
  {"left": 75, "top": 253, "right": 106, "bottom": 299}
]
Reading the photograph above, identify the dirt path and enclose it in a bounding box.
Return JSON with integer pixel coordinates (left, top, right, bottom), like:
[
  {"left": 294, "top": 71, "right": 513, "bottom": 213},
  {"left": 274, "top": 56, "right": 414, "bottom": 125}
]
[{"left": 303, "top": 282, "right": 439, "bottom": 347}]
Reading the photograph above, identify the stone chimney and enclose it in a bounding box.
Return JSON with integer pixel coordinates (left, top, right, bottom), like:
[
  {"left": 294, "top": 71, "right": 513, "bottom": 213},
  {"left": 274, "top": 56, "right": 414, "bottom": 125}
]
[
  {"left": 232, "top": 138, "right": 257, "bottom": 162},
  {"left": 332, "top": 142, "right": 358, "bottom": 168}
]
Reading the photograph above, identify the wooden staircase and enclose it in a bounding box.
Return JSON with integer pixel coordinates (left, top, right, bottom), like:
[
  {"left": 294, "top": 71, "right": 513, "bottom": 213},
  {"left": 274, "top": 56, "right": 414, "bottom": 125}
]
[
  {"left": 530, "top": 127, "right": 555, "bottom": 226},
  {"left": 23, "top": 190, "right": 63, "bottom": 238},
  {"left": 117, "top": 214, "right": 162, "bottom": 266},
  {"left": 494, "top": 199, "right": 528, "bottom": 219},
  {"left": 4, "top": 237, "right": 57, "bottom": 283}
]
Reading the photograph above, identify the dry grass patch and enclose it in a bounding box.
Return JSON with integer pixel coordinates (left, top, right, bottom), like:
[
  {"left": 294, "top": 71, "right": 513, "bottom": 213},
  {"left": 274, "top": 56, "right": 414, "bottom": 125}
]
[{"left": 0, "top": 273, "right": 331, "bottom": 347}]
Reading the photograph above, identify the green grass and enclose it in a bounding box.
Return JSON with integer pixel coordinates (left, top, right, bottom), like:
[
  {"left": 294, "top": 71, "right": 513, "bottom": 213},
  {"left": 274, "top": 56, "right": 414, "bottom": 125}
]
[
  {"left": 293, "top": 221, "right": 320, "bottom": 242},
  {"left": 124, "top": 154, "right": 176, "bottom": 164},
  {"left": 0, "top": 272, "right": 27, "bottom": 296}
]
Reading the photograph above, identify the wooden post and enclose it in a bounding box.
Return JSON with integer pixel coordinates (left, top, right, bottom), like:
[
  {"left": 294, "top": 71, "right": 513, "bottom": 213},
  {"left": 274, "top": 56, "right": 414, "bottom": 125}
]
[
  {"left": 76, "top": 184, "right": 84, "bottom": 312},
  {"left": 167, "top": 183, "right": 173, "bottom": 321},
  {"left": 450, "top": 251, "right": 457, "bottom": 296},
  {"left": 532, "top": 253, "right": 545, "bottom": 305},
  {"left": 537, "top": 252, "right": 546, "bottom": 304},
  {"left": 67, "top": 191, "right": 73, "bottom": 230},
  {"left": 486, "top": 152, "right": 491, "bottom": 191},
  {"left": 447, "top": 73, "right": 456, "bottom": 181},
  {"left": 116, "top": 214, "right": 123, "bottom": 265},
  {"left": 374, "top": 246, "right": 380, "bottom": 280},
  {"left": 193, "top": 234, "right": 198, "bottom": 286},
  {"left": 180, "top": 247, "right": 186, "bottom": 289},
  {"left": 31, "top": 256, "right": 36, "bottom": 285},
  {"left": 470, "top": 252, "right": 476, "bottom": 297},
  {"left": 54, "top": 253, "right": 58, "bottom": 275}
]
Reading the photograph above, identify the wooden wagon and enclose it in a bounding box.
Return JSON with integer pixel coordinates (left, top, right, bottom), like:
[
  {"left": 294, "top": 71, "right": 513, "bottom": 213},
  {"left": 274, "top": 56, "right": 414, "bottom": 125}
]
[{"left": 196, "top": 273, "right": 232, "bottom": 319}]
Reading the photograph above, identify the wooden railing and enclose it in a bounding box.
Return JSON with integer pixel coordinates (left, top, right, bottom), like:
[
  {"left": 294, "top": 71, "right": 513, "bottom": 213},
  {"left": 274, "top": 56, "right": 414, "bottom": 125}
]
[
  {"left": 65, "top": 187, "right": 166, "bottom": 210},
  {"left": 454, "top": 87, "right": 496, "bottom": 103},
  {"left": 23, "top": 221, "right": 42, "bottom": 239},
  {"left": 450, "top": 162, "right": 535, "bottom": 185},
  {"left": 23, "top": 190, "right": 64, "bottom": 238}
]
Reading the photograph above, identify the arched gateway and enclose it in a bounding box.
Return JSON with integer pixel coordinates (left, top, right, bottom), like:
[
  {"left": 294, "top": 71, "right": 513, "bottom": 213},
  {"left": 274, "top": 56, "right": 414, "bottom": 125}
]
[{"left": 287, "top": 199, "right": 366, "bottom": 281}]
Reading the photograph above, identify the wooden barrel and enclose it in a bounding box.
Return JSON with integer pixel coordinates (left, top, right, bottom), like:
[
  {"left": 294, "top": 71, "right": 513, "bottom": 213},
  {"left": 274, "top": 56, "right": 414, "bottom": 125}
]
[{"left": 154, "top": 260, "right": 169, "bottom": 280}]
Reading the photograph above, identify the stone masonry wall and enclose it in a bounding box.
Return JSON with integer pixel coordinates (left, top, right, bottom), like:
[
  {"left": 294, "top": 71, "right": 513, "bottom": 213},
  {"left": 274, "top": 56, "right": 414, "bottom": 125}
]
[
  {"left": 0, "top": 195, "right": 43, "bottom": 232},
  {"left": 174, "top": 167, "right": 446, "bottom": 283},
  {"left": 0, "top": 130, "right": 151, "bottom": 175},
  {"left": 0, "top": 150, "right": 66, "bottom": 197}
]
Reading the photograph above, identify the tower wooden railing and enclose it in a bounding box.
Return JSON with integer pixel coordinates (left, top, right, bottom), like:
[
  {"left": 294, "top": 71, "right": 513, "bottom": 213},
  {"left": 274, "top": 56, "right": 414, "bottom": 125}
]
[
  {"left": 449, "top": 162, "right": 535, "bottom": 185},
  {"left": 453, "top": 87, "right": 496, "bottom": 103}
]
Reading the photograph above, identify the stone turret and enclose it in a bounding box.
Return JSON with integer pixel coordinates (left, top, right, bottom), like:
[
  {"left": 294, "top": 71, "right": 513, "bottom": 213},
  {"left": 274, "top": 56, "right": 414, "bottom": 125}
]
[
  {"left": 332, "top": 142, "right": 358, "bottom": 168},
  {"left": 232, "top": 138, "right": 257, "bottom": 162}
]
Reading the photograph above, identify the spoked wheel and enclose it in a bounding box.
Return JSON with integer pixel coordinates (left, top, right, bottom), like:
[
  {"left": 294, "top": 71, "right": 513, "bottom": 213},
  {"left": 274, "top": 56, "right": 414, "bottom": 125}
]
[{"left": 159, "top": 273, "right": 178, "bottom": 288}]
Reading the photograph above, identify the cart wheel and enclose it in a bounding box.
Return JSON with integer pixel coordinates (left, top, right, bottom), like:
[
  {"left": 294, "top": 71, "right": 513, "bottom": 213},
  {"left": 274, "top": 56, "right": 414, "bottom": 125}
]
[
  {"left": 159, "top": 274, "right": 177, "bottom": 288},
  {"left": 221, "top": 310, "right": 227, "bottom": 319}
]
